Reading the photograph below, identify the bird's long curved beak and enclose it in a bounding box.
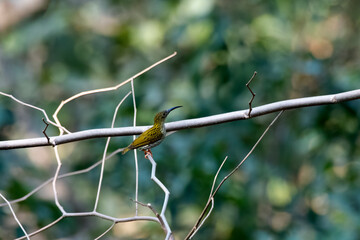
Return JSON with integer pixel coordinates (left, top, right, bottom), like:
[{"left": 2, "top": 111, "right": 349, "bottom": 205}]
[{"left": 167, "top": 106, "right": 182, "bottom": 113}]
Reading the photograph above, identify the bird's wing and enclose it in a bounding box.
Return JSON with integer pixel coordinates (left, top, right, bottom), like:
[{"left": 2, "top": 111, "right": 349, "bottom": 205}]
[{"left": 129, "top": 128, "right": 162, "bottom": 149}]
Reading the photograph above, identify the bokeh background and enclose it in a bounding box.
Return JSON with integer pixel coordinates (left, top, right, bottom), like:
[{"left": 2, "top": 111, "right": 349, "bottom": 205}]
[{"left": 1, "top": 0, "right": 360, "bottom": 239}]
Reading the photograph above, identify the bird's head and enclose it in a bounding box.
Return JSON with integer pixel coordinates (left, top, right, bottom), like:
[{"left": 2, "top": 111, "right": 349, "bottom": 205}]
[{"left": 154, "top": 106, "right": 182, "bottom": 125}]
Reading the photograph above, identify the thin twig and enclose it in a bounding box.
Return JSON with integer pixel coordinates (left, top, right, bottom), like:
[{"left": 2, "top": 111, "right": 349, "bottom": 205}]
[
  {"left": 42, "top": 118, "right": 51, "bottom": 145},
  {"left": 210, "top": 156, "right": 228, "bottom": 197},
  {"left": 189, "top": 197, "right": 214, "bottom": 239},
  {"left": 147, "top": 154, "right": 172, "bottom": 240},
  {"left": 0, "top": 193, "right": 30, "bottom": 240},
  {"left": 131, "top": 200, "right": 164, "bottom": 228},
  {"left": 217, "top": 110, "right": 284, "bottom": 192},
  {"left": 132, "top": 199, "right": 175, "bottom": 240},
  {"left": 185, "top": 111, "right": 284, "bottom": 240},
  {"left": 15, "top": 216, "right": 65, "bottom": 240},
  {"left": 52, "top": 145, "right": 66, "bottom": 214},
  {"left": 188, "top": 156, "right": 228, "bottom": 239},
  {"left": 94, "top": 222, "right": 115, "bottom": 240},
  {"left": 246, "top": 71, "right": 257, "bottom": 117},
  {"left": 131, "top": 79, "right": 139, "bottom": 216},
  {"left": 0, "top": 91, "right": 70, "bottom": 134},
  {"left": 147, "top": 155, "right": 169, "bottom": 217},
  {"left": 187, "top": 156, "right": 228, "bottom": 239},
  {"left": 94, "top": 92, "right": 131, "bottom": 211}
]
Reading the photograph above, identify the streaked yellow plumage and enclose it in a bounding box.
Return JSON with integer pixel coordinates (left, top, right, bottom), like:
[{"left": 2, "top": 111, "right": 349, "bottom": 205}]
[{"left": 122, "top": 106, "right": 182, "bottom": 156}]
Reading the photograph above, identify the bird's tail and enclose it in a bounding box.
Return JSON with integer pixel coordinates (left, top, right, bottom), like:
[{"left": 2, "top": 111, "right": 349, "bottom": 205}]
[{"left": 121, "top": 147, "right": 130, "bottom": 155}]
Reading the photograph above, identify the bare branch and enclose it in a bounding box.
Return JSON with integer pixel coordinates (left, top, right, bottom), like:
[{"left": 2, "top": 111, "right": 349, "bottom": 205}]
[{"left": 1, "top": 89, "right": 359, "bottom": 150}]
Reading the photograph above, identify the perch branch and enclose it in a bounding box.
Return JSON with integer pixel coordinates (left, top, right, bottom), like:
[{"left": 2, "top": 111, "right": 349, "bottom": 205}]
[{"left": 1, "top": 89, "right": 360, "bottom": 150}]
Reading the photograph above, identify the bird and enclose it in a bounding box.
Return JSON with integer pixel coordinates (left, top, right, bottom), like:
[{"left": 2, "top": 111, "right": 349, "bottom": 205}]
[{"left": 122, "top": 106, "right": 182, "bottom": 158}]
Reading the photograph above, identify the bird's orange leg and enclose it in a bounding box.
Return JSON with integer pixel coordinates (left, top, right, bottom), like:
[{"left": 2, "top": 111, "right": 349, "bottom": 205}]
[{"left": 144, "top": 149, "right": 153, "bottom": 159}]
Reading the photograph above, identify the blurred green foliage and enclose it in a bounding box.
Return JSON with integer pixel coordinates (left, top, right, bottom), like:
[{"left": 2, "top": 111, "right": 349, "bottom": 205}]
[{"left": 1, "top": 0, "right": 360, "bottom": 239}]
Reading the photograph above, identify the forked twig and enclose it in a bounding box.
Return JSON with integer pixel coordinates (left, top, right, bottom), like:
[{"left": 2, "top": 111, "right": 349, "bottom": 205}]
[
  {"left": 133, "top": 200, "right": 164, "bottom": 226},
  {"left": 132, "top": 199, "right": 175, "bottom": 240},
  {"left": 52, "top": 52, "right": 177, "bottom": 135},
  {"left": 185, "top": 110, "right": 284, "bottom": 240},
  {"left": 188, "top": 156, "right": 228, "bottom": 239},
  {"left": 95, "top": 222, "right": 115, "bottom": 240},
  {"left": 146, "top": 154, "right": 172, "bottom": 240},
  {"left": 133, "top": 200, "right": 174, "bottom": 240},
  {"left": 246, "top": 71, "right": 257, "bottom": 117},
  {"left": 0, "top": 91, "right": 70, "bottom": 134},
  {"left": 42, "top": 118, "right": 52, "bottom": 145}
]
